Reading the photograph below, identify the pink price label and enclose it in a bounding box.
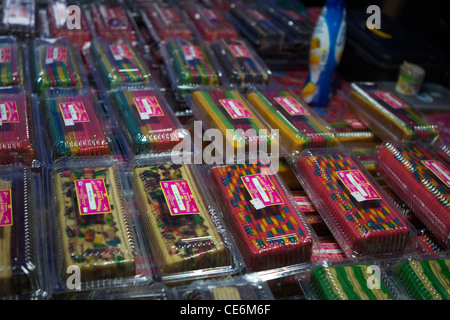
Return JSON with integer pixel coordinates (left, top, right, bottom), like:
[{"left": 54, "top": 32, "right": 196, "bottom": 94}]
[
  {"left": 336, "top": 170, "right": 381, "bottom": 202},
  {"left": 160, "top": 180, "right": 200, "bottom": 216},
  {"left": 0, "top": 47, "right": 11, "bottom": 63},
  {"left": 75, "top": 179, "right": 111, "bottom": 215},
  {"left": 422, "top": 160, "right": 450, "bottom": 188},
  {"left": 294, "top": 195, "right": 315, "bottom": 212},
  {"left": 182, "top": 45, "right": 204, "bottom": 61},
  {"left": 345, "top": 118, "right": 367, "bottom": 129},
  {"left": 0, "top": 190, "right": 12, "bottom": 227},
  {"left": 242, "top": 174, "right": 284, "bottom": 209},
  {"left": 220, "top": 99, "right": 253, "bottom": 119},
  {"left": 274, "top": 96, "right": 309, "bottom": 116},
  {"left": 0, "top": 101, "right": 19, "bottom": 126},
  {"left": 133, "top": 96, "right": 164, "bottom": 120},
  {"left": 228, "top": 44, "right": 252, "bottom": 58},
  {"left": 45, "top": 46, "right": 67, "bottom": 64},
  {"left": 374, "top": 91, "right": 409, "bottom": 109},
  {"left": 110, "top": 44, "right": 133, "bottom": 60},
  {"left": 59, "top": 102, "right": 90, "bottom": 126}
]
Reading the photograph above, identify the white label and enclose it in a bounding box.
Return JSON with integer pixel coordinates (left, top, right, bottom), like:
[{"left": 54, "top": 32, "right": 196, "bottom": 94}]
[
  {"left": 85, "top": 183, "right": 96, "bottom": 211},
  {"left": 171, "top": 184, "right": 186, "bottom": 211}
]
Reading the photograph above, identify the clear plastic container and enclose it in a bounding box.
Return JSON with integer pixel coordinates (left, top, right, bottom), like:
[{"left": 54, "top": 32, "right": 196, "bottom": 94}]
[
  {"left": 107, "top": 88, "right": 188, "bottom": 155},
  {"left": 71, "top": 283, "right": 173, "bottom": 300},
  {"left": 208, "top": 160, "right": 316, "bottom": 272},
  {"left": 246, "top": 87, "right": 339, "bottom": 156},
  {"left": 32, "top": 37, "right": 85, "bottom": 93},
  {"left": 293, "top": 148, "right": 416, "bottom": 257},
  {"left": 210, "top": 38, "right": 271, "bottom": 89},
  {"left": 89, "top": 37, "right": 152, "bottom": 90},
  {"left": 376, "top": 141, "right": 450, "bottom": 248},
  {"left": 0, "top": 0, "right": 36, "bottom": 38},
  {"left": 172, "top": 274, "right": 274, "bottom": 300},
  {"left": 130, "top": 155, "right": 243, "bottom": 283},
  {"left": 0, "top": 36, "right": 25, "bottom": 87},
  {"left": 186, "top": 3, "right": 238, "bottom": 41},
  {"left": 345, "top": 82, "right": 440, "bottom": 144},
  {"left": 50, "top": 156, "right": 151, "bottom": 293},
  {"left": 0, "top": 165, "right": 45, "bottom": 299},
  {"left": 40, "top": 87, "right": 111, "bottom": 160}
]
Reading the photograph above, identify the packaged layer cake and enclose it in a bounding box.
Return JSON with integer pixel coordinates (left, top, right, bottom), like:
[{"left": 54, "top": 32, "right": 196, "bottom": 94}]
[
  {"left": 89, "top": 37, "right": 151, "bottom": 90},
  {"left": 90, "top": 2, "right": 140, "bottom": 44},
  {"left": 32, "top": 37, "right": 85, "bottom": 93},
  {"left": 130, "top": 156, "right": 241, "bottom": 282},
  {"left": 302, "top": 259, "right": 401, "bottom": 300},
  {"left": 0, "top": 36, "right": 25, "bottom": 87},
  {"left": 346, "top": 82, "right": 440, "bottom": 143},
  {"left": 187, "top": 3, "right": 238, "bottom": 41},
  {"left": 188, "top": 88, "right": 277, "bottom": 158},
  {"left": 107, "top": 88, "right": 187, "bottom": 155},
  {"left": 376, "top": 142, "right": 450, "bottom": 248},
  {"left": 41, "top": 88, "right": 111, "bottom": 160},
  {"left": 51, "top": 156, "right": 151, "bottom": 292},
  {"left": 291, "top": 190, "right": 328, "bottom": 237},
  {"left": 209, "top": 161, "right": 315, "bottom": 272},
  {"left": 46, "top": 1, "right": 91, "bottom": 49},
  {"left": 391, "top": 253, "right": 450, "bottom": 300},
  {"left": 0, "top": 88, "right": 37, "bottom": 166},
  {"left": 0, "top": 165, "right": 44, "bottom": 299},
  {"left": 210, "top": 38, "right": 271, "bottom": 89},
  {"left": 246, "top": 87, "right": 338, "bottom": 156},
  {"left": 142, "top": 3, "right": 196, "bottom": 43},
  {"left": 329, "top": 118, "right": 378, "bottom": 144},
  {"left": 0, "top": 0, "right": 36, "bottom": 38},
  {"left": 294, "top": 148, "right": 415, "bottom": 257},
  {"left": 172, "top": 275, "right": 274, "bottom": 300},
  {"left": 71, "top": 283, "right": 173, "bottom": 300}
]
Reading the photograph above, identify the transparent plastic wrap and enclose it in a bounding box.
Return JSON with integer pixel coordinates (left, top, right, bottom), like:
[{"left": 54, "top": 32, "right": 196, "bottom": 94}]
[
  {"left": 0, "top": 165, "right": 45, "bottom": 299},
  {"left": 141, "top": 3, "right": 196, "bottom": 43},
  {"left": 347, "top": 143, "right": 380, "bottom": 176},
  {"left": 0, "top": 36, "right": 24, "bottom": 87},
  {"left": 187, "top": 88, "right": 278, "bottom": 158},
  {"left": 208, "top": 160, "right": 317, "bottom": 272},
  {"left": 228, "top": 5, "right": 285, "bottom": 53},
  {"left": 210, "top": 38, "right": 271, "bottom": 89},
  {"left": 71, "top": 283, "right": 173, "bottom": 300},
  {"left": 130, "top": 156, "right": 242, "bottom": 282},
  {"left": 388, "top": 252, "right": 450, "bottom": 300},
  {"left": 186, "top": 3, "right": 238, "bottom": 41},
  {"left": 89, "top": 37, "right": 151, "bottom": 90},
  {"left": 293, "top": 148, "right": 416, "bottom": 257},
  {"left": 246, "top": 87, "right": 339, "bottom": 156},
  {"left": 31, "top": 37, "right": 85, "bottom": 93},
  {"left": 89, "top": 2, "right": 140, "bottom": 44},
  {"left": 301, "top": 258, "right": 404, "bottom": 300},
  {"left": 172, "top": 274, "right": 274, "bottom": 300},
  {"left": 50, "top": 156, "right": 151, "bottom": 293},
  {"left": 40, "top": 87, "right": 111, "bottom": 160},
  {"left": 434, "top": 139, "right": 450, "bottom": 167},
  {"left": 376, "top": 142, "right": 450, "bottom": 248},
  {"left": 291, "top": 190, "right": 328, "bottom": 237},
  {"left": 46, "top": 1, "right": 91, "bottom": 49},
  {"left": 161, "top": 37, "right": 223, "bottom": 98},
  {"left": 329, "top": 118, "right": 378, "bottom": 144},
  {"left": 107, "top": 88, "right": 188, "bottom": 155},
  {"left": 0, "top": 87, "right": 38, "bottom": 166},
  {"left": 0, "top": 0, "right": 36, "bottom": 38},
  {"left": 345, "top": 82, "right": 440, "bottom": 144}
]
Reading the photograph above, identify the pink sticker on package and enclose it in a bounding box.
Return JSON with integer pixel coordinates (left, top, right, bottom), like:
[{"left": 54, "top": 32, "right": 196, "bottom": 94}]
[
  {"left": 220, "top": 99, "right": 253, "bottom": 119},
  {"left": 59, "top": 101, "right": 90, "bottom": 126},
  {"left": 75, "top": 179, "right": 111, "bottom": 215},
  {"left": 133, "top": 96, "right": 164, "bottom": 120},
  {"left": 182, "top": 45, "right": 204, "bottom": 60},
  {"left": 274, "top": 96, "right": 309, "bottom": 116},
  {"left": 242, "top": 174, "right": 284, "bottom": 209},
  {"left": 45, "top": 45, "right": 67, "bottom": 64},
  {"left": 422, "top": 160, "right": 450, "bottom": 187},
  {"left": 336, "top": 170, "right": 381, "bottom": 202},
  {"left": 374, "top": 91, "right": 409, "bottom": 109},
  {"left": 110, "top": 44, "right": 133, "bottom": 60},
  {"left": 0, "top": 47, "right": 11, "bottom": 63},
  {"left": 345, "top": 118, "right": 366, "bottom": 129},
  {"left": 294, "top": 195, "right": 315, "bottom": 212},
  {"left": 0, "top": 190, "right": 12, "bottom": 227},
  {"left": 160, "top": 180, "right": 200, "bottom": 216},
  {"left": 0, "top": 101, "right": 19, "bottom": 126},
  {"left": 228, "top": 44, "right": 252, "bottom": 58}
]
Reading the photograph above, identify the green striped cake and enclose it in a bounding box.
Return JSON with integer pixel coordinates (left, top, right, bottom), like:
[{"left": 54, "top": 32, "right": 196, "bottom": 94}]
[
  {"left": 395, "top": 259, "right": 450, "bottom": 300},
  {"left": 310, "top": 264, "right": 393, "bottom": 300}
]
